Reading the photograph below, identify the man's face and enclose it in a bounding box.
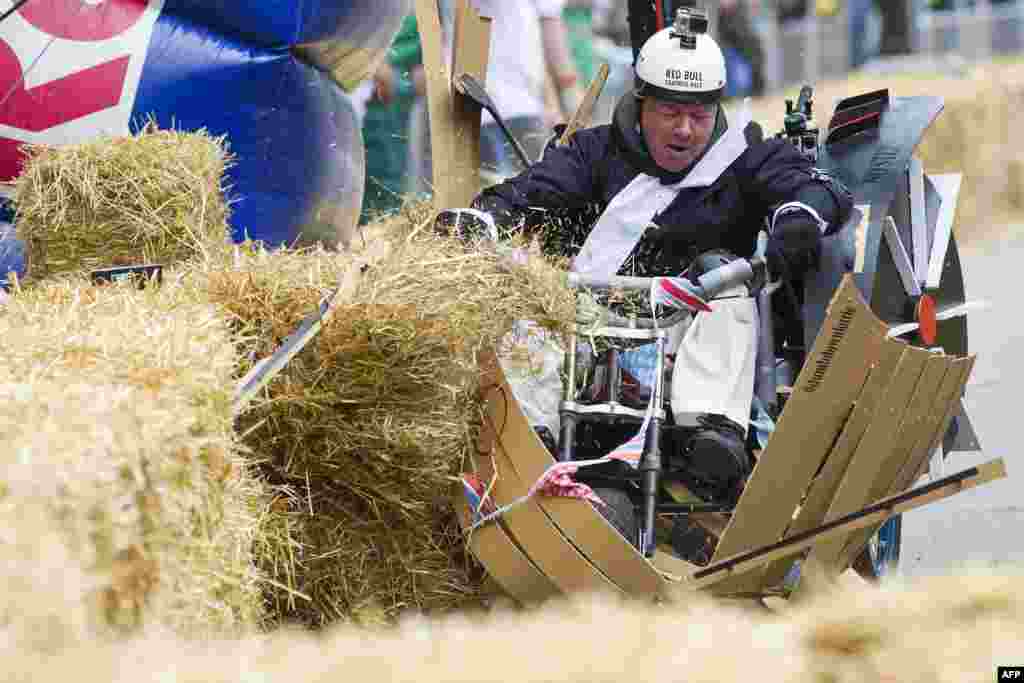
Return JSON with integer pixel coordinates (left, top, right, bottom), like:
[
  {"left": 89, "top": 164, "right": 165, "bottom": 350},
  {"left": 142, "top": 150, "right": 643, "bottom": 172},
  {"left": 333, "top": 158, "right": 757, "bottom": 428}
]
[{"left": 640, "top": 98, "right": 717, "bottom": 173}]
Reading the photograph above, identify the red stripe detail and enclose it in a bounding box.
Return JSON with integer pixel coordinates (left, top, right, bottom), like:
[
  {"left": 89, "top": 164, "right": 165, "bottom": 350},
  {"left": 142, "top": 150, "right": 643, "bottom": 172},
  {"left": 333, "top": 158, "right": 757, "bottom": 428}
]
[
  {"left": 0, "top": 138, "right": 26, "bottom": 181},
  {"left": 0, "top": 43, "right": 131, "bottom": 133},
  {"left": 655, "top": 0, "right": 665, "bottom": 30},
  {"left": 830, "top": 110, "right": 881, "bottom": 132},
  {"left": 662, "top": 278, "right": 711, "bottom": 312}
]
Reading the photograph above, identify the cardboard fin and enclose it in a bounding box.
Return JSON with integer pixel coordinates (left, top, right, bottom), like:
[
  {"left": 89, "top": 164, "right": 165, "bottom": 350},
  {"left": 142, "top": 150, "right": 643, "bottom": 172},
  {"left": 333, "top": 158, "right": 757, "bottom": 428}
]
[
  {"left": 710, "top": 276, "right": 887, "bottom": 594},
  {"left": 759, "top": 339, "right": 907, "bottom": 587},
  {"left": 808, "top": 346, "right": 942, "bottom": 569},
  {"left": 840, "top": 355, "right": 976, "bottom": 566}
]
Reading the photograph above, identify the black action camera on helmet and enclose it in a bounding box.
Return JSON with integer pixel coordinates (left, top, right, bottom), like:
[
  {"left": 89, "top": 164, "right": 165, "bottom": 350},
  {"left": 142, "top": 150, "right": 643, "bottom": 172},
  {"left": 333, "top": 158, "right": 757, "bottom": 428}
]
[{"left": 671, "top": 7, "right": 709, "bottom": 49}]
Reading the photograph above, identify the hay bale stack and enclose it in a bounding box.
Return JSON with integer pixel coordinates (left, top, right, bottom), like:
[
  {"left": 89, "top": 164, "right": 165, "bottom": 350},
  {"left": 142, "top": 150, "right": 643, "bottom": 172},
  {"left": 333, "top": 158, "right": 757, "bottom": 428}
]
[
  {"left": 750, "top": 60, "right": 1024, "bottom": 241},
  {"left": 12, "top": 122, "right": 232, "bottom": 280},
  {"left": 197, "top": 204, "right": 574, "bottom": 626},
  {"left": 0, "top": 275, "right": 284, "bottom": 643}
]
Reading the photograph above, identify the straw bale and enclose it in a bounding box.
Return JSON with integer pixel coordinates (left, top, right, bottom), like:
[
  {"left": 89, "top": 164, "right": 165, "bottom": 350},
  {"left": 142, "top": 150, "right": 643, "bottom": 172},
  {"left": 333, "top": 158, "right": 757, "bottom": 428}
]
[
  {"left": 749, "top": 60, "right": 1024, "bottom": 243},
  {"left": 7, "top": 566, "right": 1024, "bottom": 681},
  {"left": 11, "top": 121, "right": 231, "bottom": 280},
  {"left": 189, "top": 201, "right": 575, "bottom": 627},
  {"left": 0, "top": 273, "right": 283, "bottom": 644}
]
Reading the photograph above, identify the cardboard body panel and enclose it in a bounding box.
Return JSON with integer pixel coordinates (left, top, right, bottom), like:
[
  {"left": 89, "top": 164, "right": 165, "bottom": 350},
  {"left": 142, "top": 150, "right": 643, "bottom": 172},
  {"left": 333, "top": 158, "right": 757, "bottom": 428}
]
[
  {"left": 685, "top": 458, "right": 1006, "bottom": 593},
  {"left": 481, "top": 435, "right": 624, "bottom": 596},
  {"left": 452, "top": 484, "right": 560, "bottom": 606},
  {"left": 711, "top": 277, "right": 887, "bottom": 593},
  {"left": 455, "top": 370, "right": 562, "bottom": 606},
  {"left": 863, "top": 355, "right": 951, "bottom": 504},
  {"left": 462, "top": 277, "right": 981, "bottom": 601},
  {"left": 905, "top": 357, "right": 976, "bottom": 485},
  {"left": 759, "top": 339, "right": 907, "bottom": 587},
  {"left": 808, "top": 346, "right": 936, "bottom": 568},
  {"left": 841, "top": 356, "right": 975, "bottom": 566},
  {"left": 481, "top": 351, "right": 665, "bottom": 597}
]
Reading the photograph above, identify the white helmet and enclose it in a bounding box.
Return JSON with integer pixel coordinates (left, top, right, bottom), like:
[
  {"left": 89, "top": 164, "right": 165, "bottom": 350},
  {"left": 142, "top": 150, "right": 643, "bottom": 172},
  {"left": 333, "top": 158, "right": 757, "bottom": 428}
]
[{"left": 634, "top": 7, "right": 727, "bottom": 105}]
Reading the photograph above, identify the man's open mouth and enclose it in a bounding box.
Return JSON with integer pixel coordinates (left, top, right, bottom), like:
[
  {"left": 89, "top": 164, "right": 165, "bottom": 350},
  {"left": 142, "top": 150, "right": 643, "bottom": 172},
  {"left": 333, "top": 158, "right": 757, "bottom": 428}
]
[{"left": 667, "top": 144, "right": 688, "bottom": 154}]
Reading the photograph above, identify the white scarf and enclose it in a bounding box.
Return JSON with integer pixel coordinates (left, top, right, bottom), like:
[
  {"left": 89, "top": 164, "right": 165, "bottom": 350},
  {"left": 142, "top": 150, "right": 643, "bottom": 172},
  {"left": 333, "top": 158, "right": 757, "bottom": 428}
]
[{"left": 571, "top": 99, "right": 753, "bottom": 278}]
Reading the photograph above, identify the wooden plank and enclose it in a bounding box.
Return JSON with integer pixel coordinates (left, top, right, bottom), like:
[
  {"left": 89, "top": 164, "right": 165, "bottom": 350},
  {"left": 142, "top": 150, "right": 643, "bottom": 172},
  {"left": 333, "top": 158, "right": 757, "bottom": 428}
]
[
  {"left": 481, "top": 432, "right": 624, "bottom": 597},
  {"left": 829, "top": 354, "right": 954, "bottom": 570},
  {"left": 758, "top": 339, "right": 907, "bottom": 588},
  {"left": 449, "top": 0, "right": 492, "bottom": 206},
  {"left": 476, "top": 354, "right": 624, "bottom": 597},
  {"left": 448, "top": 373, "right": 561, "bottom": 606},
  {"left": 558, "top": 62, "right": 610, "bottom": 147},
  {"left": 710, "top": 276, "right": 888, "bottom": 591},
  {"left": 840, "top": 355, "right": 975, "bottom": 565},
  {"left": 684, "top": 459, "right": 1007, "bottom": 593},
  {"left": 414, "top": 0, "right": 456, "bottom": 207},
  {"left": 451, "top": 482, "right": 559, "bottom": 607},
  {"left": 902, "top": 356, "right": 976, "bottom": 487},
  {"left": 479, "top": 351, "right": 666, "bottom": 598},
  {"left": 806, "top": 345, "right": 933, "bottom": 569}
]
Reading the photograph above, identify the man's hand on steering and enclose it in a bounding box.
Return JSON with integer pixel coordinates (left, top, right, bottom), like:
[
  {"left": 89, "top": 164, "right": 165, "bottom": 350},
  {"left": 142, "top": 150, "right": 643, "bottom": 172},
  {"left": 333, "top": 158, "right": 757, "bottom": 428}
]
[
  {"left": 433, "top": 208, "right": 499, "bottom": 244},
  {"left": 767, "top": 205, "right": 826, "bottom": 280}
]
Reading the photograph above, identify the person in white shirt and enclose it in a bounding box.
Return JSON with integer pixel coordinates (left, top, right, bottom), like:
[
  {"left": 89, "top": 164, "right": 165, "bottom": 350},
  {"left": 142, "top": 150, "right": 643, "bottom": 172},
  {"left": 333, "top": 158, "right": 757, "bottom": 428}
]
[{"left": 481, "top": 0, "right": 579, "bottom": 178}]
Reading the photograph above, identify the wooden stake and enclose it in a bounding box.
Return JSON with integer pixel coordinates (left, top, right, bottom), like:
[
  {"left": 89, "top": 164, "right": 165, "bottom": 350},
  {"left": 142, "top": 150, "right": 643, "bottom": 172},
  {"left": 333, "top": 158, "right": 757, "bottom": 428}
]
[
  {"left": 415, "top": 0, "right": 453, "bottom": 205},
  {"left": 559, "top": 62, "right": 610, "bottom": 147},
  {"left": 449, "top": 0, "right": 492, "bottom": 205},
  {"left": 414, "top": 0, "right": 492, "bottom": 211}
]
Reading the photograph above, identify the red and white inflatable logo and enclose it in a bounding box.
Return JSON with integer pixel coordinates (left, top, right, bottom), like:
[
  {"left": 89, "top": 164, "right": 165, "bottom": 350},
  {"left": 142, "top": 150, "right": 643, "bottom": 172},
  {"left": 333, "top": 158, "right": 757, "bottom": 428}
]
[{"left": 0, "top": 0, "right": 164, "bottom": 182}]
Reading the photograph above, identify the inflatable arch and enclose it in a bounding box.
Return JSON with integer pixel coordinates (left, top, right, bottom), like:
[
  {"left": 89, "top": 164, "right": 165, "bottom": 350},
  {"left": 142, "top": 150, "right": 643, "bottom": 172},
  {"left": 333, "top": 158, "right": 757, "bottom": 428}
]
[{"left": 0, "top": 0, "right": 413, "bottom": 284}]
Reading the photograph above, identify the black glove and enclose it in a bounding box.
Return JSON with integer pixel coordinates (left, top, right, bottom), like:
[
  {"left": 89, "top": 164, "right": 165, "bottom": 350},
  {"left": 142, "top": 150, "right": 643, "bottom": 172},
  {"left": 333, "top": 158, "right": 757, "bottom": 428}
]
[
  {"left": 767, "top": 208, "right": 823, "bottom": 280},
  {"left": 640, "top": 223, "right": 698, "bottom": 275},
  {"left": 433, "top": 208, "right": 498, "bottom": 243}
]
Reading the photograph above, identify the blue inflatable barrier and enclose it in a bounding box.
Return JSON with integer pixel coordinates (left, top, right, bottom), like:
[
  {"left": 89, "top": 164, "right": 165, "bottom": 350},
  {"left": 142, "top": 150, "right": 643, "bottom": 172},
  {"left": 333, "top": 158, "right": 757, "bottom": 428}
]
[{"left": 0, "top": 0, "right": 412, "bottom": 285}]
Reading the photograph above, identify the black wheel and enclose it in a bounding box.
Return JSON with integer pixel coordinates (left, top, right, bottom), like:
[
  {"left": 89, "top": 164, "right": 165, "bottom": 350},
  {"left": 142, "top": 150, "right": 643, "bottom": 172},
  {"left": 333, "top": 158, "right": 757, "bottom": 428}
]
[{"left": 590, "top": 487, "right": 638, "bottom": 548}]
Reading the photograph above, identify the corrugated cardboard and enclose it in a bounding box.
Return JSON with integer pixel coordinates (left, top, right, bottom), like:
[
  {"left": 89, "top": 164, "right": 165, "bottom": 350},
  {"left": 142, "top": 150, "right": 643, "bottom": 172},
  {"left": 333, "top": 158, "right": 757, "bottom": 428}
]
[
  {"left": 451, "top": 483, "right": 560, "bottom": 606},
  {"left": 709, "top": 276, "right": 887, "bottom": 594},
  {"left": 759, "top": 339, "right": 907, "bottom": 587},
  {"left": 807, "top": 345, "right": 937, "bottom": 569},
  {"left": 481, "top": 349, "right": 669, "bottom": 598},
  {"left": 840, "top": 355, "right": 976, "bottom": 566},
  {"left": 478, "top": 354, "right": 624, "bottom": 596}
]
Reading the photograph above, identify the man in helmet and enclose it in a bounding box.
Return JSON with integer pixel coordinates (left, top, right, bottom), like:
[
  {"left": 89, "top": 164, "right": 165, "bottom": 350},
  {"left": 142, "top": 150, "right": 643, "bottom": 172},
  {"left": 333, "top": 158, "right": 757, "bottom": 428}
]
[{"left": 437, "top": 9, "right": 852, "bottom": 538}]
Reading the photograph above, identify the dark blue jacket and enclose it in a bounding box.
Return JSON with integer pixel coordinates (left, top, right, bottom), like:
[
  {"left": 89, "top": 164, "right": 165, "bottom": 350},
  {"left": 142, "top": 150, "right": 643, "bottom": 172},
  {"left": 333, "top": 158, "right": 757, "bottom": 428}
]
[{"left": 473, "top": 96, "right": 853, "bottom": 278}]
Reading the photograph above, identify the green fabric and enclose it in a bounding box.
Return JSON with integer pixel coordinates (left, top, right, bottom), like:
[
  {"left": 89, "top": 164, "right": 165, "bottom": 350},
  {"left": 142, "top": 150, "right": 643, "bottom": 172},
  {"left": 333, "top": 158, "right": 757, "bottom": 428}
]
[
  {"left": 361, "top": 105, "right": 407, "bottom": 223},
  {"left": 389, "top": 13, "right": 422, "bottom": 111},
  {"left": 562, "top": 7, "right": 596, "bottom": 86},
  {"left": 389, "top": 14, "right": 422, "bottom": 71},
  {"left": 360, "top": 14, "right": 423, "bottom": 224}
]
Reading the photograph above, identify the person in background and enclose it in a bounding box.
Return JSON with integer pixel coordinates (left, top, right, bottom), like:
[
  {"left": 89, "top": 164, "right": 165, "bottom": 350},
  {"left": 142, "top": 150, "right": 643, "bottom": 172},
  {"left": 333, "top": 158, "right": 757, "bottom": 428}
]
[
  {"left": 776, "top": 0, "right": 810, "bottom": 25},
  {"left": 849, "top": 0, "right": 879, "bottom": 69},
  {"left": 591, "top": 0, "right": 631, "bottom": 46},
  {"left": 563, "top": 0, "right": 598, "bottom": 86},
  {"left": 481, "top": 1, "right": 580, "bottom": 178},
  {"left": 715, "top": 0, "right": 767, "bottom": 97},
  {"left": 877, "top": 0, "right": 913, "bottom": 56},
  {"left": 359, "top": 14, "right": 425, "bottom": 225}
]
